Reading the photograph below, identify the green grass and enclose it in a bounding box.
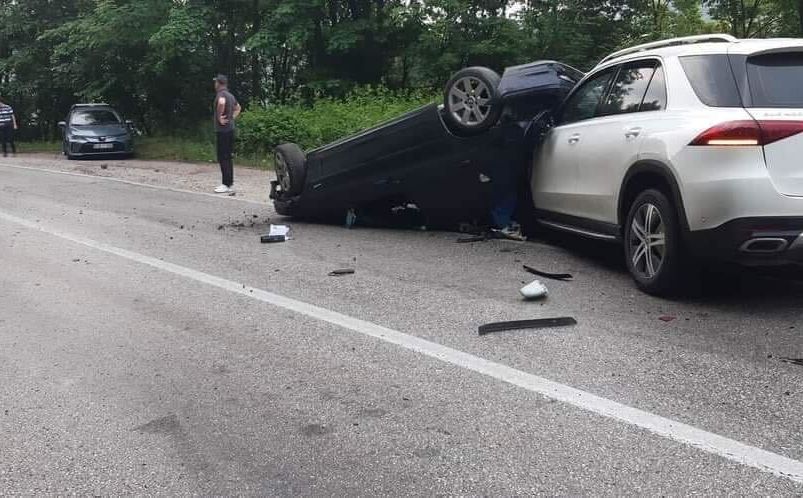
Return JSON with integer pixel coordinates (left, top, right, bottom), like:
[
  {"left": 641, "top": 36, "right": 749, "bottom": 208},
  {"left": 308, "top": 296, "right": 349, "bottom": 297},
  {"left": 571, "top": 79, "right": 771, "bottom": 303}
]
[
  {"left": 17, "top": 137, "right": 273, "bottom": 170},
  {"left": 16, "top": 140, "right": 60, "bottom": 154}
]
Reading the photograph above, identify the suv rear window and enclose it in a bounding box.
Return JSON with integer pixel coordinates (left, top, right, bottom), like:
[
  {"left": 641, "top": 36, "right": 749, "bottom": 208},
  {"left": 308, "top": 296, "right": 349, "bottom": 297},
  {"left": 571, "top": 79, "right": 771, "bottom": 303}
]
[
  {"left": 746, "top": 52, "right": 803, "bottom": 108},
  {"left": 679, "top": 55, "right": 742, "bottom": 107}
]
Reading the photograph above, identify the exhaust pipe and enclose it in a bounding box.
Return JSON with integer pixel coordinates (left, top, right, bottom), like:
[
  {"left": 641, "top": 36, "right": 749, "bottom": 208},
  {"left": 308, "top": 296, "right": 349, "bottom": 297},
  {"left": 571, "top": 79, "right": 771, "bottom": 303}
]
[{"left": 739, "top": 238, "right": 789, "bottom": 254}]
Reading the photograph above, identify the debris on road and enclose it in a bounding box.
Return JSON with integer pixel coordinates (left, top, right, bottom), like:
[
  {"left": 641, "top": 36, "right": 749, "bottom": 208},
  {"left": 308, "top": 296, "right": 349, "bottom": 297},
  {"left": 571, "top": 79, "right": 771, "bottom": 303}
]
[
  {"left": 520, "top": 280, "right": 548, "bottom": 300},
  {"left": 456, "top": 235, "right": 486, "bottom": 243},
  {"left": 780, "top": 358, "right": 803, "bottom": 367},
  {"left": 329, "top": 268, "right": 355, "bottom": 276},
  {"left": 260, "top": 224, "right": 291, "bottom": 243},
  {"left": 100, "top": 163, "right": 108, "bottom": 170},
  {"left": 478, "top": 317, "right": 577, "bottom": 335},
  {"left": 260, "top": 235, "right": 286, "bottom": 243},
  {"left": 523, "top": 264, "right": 573, "bottom": 281},
  {"left": 658, "top": 315, "right": 677, "bottom": 323}
]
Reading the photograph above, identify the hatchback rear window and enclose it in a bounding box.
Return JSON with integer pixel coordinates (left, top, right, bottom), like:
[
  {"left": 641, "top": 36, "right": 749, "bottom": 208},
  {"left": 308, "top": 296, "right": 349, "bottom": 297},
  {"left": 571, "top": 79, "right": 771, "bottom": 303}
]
[
  {"left": 679, "top": 55, "right": 742, "bottom": 107},
  {"left": 746, "top": 52, "right": 803, "bottom": 108}
]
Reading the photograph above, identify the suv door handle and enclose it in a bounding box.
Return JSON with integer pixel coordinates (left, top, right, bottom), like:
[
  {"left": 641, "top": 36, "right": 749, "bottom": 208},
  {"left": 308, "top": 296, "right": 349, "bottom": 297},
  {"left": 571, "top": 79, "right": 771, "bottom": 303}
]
[
  {"left": 568, "top": 134, "right": 581, "bottom": 145},
  {"left": 625, "top": 127, "right": 642, "bottom": 139}
]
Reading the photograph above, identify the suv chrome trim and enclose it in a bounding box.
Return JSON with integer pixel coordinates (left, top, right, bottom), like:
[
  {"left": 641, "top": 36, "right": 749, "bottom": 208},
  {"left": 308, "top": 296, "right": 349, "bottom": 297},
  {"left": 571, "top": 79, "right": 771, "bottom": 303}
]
[
  {"left": 789, "top": 234, "right": 803, "bottom": 250},
  {"left": 739, "top": 238, "right": 789, "bottom": 253},
  {"left": 539, "top": 220, "right": 618, "bottom": 241},
  {"left": 598, "top": 34, "right": 737, "bottom": 66}
]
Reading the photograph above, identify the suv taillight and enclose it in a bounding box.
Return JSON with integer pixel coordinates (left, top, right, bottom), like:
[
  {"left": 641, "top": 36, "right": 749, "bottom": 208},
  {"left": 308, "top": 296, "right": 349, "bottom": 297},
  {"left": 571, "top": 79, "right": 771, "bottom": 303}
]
[{"left": 691, "top": 120, "right": 803, "bottom": 146}]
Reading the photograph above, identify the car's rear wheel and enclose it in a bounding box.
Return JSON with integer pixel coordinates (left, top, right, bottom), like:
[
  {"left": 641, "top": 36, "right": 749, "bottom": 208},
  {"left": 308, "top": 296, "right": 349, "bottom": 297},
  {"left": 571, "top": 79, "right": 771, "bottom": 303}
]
[
  {"left": 624, "top": 189, "right": 689, "bottom": 296},
  {"left": 442, "top": 67, "right": 503, "bottom": 136},
  {"left": 274, "top": 143, "right": 307, "bottom": 196}
]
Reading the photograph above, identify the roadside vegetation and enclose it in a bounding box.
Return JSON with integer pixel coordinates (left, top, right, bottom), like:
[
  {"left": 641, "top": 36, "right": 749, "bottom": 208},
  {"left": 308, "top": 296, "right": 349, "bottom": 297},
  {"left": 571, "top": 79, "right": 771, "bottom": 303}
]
[{"left": 3, "top": 0, "right": 803, "bottom": 164}]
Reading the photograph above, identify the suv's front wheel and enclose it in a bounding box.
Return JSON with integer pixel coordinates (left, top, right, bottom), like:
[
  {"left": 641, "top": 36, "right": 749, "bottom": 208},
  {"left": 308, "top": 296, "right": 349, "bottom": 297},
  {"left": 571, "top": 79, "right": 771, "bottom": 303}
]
[{"left": 624, "top": 189, "right": 689, "bottom": 296}]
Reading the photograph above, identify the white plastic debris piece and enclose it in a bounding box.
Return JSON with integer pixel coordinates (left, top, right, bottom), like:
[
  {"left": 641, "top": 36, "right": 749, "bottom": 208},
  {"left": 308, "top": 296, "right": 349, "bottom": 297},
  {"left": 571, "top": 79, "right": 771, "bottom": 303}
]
[
  {"left": 520, "top": 279, "right": 548, "bottom": 300},
  {"left": 269, "top": 224, "right": 290, "bottom": 238},
  {"left": 479, "top": 173, "right": 491, "bottom": 183}
]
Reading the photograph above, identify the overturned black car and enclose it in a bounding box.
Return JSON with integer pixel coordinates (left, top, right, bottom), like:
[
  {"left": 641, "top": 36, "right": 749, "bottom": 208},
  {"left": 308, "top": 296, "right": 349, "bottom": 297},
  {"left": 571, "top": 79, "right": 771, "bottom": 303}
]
[{"left": 270, "top": 61, "right": 583, "bottom": 229}]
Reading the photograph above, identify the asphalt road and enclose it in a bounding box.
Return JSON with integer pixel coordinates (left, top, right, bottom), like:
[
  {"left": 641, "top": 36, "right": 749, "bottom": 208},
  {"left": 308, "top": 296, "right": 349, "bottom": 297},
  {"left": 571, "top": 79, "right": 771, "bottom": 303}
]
[{"left": 1, "top": 161, "right": 803, "bottom": 496}]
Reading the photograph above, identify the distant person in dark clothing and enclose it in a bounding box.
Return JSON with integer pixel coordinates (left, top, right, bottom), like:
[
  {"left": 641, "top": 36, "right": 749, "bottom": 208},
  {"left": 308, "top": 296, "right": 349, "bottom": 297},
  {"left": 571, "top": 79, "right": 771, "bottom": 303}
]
[
  {"left": 212, "top": 74, "right": 241, "bottom": 194},
  {"left": 0, "top": 98, "right": 17, "bottom": 157}
]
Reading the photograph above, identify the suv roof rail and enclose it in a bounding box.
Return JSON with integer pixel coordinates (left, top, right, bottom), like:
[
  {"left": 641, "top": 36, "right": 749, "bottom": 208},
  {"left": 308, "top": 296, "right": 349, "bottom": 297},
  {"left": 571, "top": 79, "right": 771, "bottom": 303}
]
[{"left": 598, "top": 34, "right": 738, "bottom": 66}]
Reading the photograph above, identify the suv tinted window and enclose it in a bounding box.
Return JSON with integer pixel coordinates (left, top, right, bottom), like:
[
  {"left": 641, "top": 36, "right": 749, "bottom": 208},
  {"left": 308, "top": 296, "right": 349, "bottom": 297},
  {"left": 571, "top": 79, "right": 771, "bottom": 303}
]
[
  {"left": 747, "top": 52, "right": 803, "bottom": 108},
  {"left": 641, "top": 65, "right": 666, "bottom": 111},
  {"left": 559, "top": 69, "right": 615, "bottom": 125},
  {"left": 679, "top": 55, "right": 742, "bottom": 107},
  {"left": 600, "top": 62, "right": 658, "bottom": 116}
]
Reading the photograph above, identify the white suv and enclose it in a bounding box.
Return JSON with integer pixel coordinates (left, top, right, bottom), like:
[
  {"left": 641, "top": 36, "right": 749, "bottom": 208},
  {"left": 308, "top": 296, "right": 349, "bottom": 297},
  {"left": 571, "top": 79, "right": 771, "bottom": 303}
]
[{"left": 530, "top": 34, "right": 803, "bottom": 295}]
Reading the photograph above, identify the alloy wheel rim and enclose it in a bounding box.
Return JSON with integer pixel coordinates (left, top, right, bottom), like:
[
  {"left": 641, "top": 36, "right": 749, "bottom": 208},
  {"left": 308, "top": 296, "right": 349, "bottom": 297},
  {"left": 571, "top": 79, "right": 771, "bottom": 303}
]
[
  {"left": 275, "top": 153, "right": 290, "bottom": 191},
  {"left": 448, "top": 76, "right": 492, "bottom": 126},
  {"left": 629, "top": 203, "right": 666, "bottom": 279}
]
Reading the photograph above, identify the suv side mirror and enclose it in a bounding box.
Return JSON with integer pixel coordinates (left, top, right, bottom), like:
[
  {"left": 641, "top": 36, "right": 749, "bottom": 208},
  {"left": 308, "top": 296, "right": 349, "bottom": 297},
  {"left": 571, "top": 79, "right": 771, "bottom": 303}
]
[
  {"left": 58, "top": 121, "right": 66, "bottom": 128},
  {"left": 125, "top": 119, "right": 134, "bottom": 127}
]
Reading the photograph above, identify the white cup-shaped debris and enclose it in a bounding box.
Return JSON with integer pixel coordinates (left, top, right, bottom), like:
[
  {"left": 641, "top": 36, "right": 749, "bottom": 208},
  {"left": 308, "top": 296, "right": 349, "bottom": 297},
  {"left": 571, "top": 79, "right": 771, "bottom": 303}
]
[{"left": 520, "top": 280, "right": 548, "bottom": 300}]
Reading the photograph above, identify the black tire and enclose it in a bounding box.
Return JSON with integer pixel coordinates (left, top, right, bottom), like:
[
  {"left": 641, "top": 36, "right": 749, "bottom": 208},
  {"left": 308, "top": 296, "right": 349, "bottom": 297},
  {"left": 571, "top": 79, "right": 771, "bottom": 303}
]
[
  {"left": 624, "top": 189, "right": 691, "bottom": 296},
  {"left": 442, "top": 67, "right": 503, "bottom": 136},
  {"left": 274, "top": 143, "right": 307, "bottom": 196}
]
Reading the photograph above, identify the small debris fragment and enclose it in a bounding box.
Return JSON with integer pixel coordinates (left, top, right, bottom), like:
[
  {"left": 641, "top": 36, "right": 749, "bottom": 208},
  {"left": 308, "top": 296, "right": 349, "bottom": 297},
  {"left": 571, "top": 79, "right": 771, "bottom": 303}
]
[
  {"left": 780, "top": 358, "right": 803, "bottom": 367},
  {"left": 329, "top": 268, "right": 355, "bottom": 276},
  {"left": 260, "top": 235, "right": 286, "bottom": 243},
  {"left": 520, "top": 280, "right": 548, "bottom": 300},
  {"left": 659, "top": 315, "right": 676, "bottom": 323},
  {"left": 478, "top": 317, "right": 577, "bottom": 336},
  {"left": 457, "top": 235, "right": 486, "bottom": 243},
  {"left": 523, "top": 265, "right": 573, "bottom": 281},
  {"left": 100, "top": 163, "right": 108, "bottom": 170},
  {"left": 217, "top": 225, "right": 224, "bottom": 230}
]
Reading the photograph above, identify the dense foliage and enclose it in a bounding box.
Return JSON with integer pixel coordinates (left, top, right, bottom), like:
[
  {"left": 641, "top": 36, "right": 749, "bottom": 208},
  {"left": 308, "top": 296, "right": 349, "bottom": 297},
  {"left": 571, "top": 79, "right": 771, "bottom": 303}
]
[{"left": 1, "top": 0, "right": 802, "bottom": 143}]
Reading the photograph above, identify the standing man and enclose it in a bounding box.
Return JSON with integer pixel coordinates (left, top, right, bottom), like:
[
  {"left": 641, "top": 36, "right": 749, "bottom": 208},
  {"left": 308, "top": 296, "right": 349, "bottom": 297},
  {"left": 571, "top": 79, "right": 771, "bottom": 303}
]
[
  {"left": 212, "top": 74, "right": 241, "bottom": 194},
  {"left": 0, "top": 97, "right": 17, "bottom": 158}
]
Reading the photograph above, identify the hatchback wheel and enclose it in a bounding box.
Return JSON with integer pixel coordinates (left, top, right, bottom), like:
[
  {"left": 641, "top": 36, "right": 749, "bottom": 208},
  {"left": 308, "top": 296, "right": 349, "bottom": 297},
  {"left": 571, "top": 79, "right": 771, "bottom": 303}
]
[{"left": 624, "top": 189, "right": 688, "bottom": 295}]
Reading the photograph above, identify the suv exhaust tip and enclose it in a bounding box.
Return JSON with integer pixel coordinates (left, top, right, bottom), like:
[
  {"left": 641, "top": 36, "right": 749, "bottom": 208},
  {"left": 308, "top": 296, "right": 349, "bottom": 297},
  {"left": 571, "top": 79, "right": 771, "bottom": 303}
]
[{"left": 739, "top": 238, "right": 789, "bottom": 254}]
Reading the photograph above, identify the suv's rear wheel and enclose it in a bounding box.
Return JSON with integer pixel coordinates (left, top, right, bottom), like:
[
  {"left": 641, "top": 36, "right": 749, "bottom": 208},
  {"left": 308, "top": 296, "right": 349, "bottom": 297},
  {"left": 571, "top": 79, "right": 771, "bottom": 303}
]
[{"left": 624, "top": 189, "right": 688, "bottom": 295}]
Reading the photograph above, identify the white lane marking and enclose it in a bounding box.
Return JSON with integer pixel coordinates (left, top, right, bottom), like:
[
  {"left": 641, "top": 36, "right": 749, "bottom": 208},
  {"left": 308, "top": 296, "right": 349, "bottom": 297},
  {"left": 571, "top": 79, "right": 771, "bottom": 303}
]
[
  {"left": 2, "top": 208, "right": 802, "bottom": 485},
  {"left": 0, "top": 162, "right": 269, "bottom": 206}
]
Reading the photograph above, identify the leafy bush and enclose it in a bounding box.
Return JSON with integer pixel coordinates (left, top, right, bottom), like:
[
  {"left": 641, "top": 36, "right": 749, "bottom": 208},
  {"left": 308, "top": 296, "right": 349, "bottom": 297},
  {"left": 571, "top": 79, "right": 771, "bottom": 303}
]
[{"left": 237, "top": 86, "right": 436, "bottom": 155}]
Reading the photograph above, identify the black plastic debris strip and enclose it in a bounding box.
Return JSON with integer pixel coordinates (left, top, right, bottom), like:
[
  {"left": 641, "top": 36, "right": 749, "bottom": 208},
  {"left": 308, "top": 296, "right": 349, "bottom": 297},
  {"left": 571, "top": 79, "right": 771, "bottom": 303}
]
[
  {"left": 478, "top": 317, "right": 577, "bottom": 336},
  {"left": 260, "top": 235, "right": 286, "bottom": 243},
  {"left": 523, "top": 265, "right": 573, "bottom": 281},
  {"left": 457, "top": 235, "right": 487, "bottom": 243},
  {"left": 329, "top": 268, "right": 355, "bottom": 276},
  {"left": 780, "top": 358, "right": 803, "bottom": 367}
]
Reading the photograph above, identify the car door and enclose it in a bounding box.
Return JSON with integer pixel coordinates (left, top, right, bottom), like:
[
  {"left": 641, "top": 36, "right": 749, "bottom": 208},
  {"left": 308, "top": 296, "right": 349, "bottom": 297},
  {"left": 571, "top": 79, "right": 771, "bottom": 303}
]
[
  {"left": 531, "top": 68, "right": 617, "bottom": 216},
  {"left": 573, "top": 60, "right": 666, "bottom": 224}
]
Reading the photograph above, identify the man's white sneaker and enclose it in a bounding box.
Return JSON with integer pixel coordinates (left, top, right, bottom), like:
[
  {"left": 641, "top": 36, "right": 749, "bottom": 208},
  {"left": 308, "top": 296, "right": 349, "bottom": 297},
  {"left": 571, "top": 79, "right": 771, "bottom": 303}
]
[{"left": 214, "top": 185, "right": 230, "bottom": 194}]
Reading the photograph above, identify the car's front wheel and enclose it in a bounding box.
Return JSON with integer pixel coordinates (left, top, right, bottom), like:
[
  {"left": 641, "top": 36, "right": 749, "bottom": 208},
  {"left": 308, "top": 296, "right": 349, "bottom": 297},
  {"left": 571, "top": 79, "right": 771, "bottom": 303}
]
[{"left": 624, "top": 189, "right": 690, "bottom": 296}]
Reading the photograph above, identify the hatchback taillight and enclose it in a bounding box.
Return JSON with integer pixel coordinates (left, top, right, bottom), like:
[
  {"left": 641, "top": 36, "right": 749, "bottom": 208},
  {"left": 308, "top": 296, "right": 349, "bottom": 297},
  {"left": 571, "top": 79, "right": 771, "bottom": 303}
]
[{"left": 690, "top": 120, "right": 803, "bottom": 146}]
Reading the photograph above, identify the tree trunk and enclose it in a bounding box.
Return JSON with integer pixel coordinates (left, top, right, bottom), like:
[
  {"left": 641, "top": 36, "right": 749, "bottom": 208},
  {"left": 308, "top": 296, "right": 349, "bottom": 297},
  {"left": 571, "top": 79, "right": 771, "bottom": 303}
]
[{"left": 799, "top": 0, "right": 803, "bottom": 35}]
